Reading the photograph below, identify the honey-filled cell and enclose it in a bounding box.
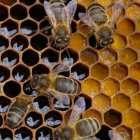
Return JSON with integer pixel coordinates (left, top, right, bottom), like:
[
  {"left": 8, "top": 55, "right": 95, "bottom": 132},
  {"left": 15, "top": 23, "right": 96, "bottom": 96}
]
[
  {"left": 78, "top": 24, "right": 92, "bottom": 36},
  {"left": 134, "top": 126, "right": 140, "bottom": 140},
  {"left": 131, "top": 94, "right": 140, "bottom": 112},
  {"left": 130, "top": 62, "right": 140, "bottom": 80}
]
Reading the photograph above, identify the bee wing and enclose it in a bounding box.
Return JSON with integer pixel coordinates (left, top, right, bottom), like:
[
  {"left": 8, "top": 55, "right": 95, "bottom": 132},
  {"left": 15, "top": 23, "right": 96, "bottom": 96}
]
[
  {"left": 111, "top": 0, "right": 123, "bottom": 27},
  {"left": 68, "top": 97, "right": 86, "bottom": 124},
  {"left": 43, "top": 1, "right": 57, "bottom": 28},
  {"left": 64, "top": 0, "right": 77, "bottom": 25},
  {"left": 108, "top": 130, "right": 124, "bottom": 140}
]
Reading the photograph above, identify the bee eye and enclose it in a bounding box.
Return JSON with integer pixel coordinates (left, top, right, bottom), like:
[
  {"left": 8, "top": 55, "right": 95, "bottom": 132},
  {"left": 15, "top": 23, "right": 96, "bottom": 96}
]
[
  {"left": 64, "top": 37, "right": 69, "bottom": 42},
  {"left": 109, "top": 38, "right": 114, "bottom": 44},
  {"left": 56, "top": 38, "right": 62, "bottom": 44},
  {"left": 101, "top": 40, "right": 108, "bottom": 47}
]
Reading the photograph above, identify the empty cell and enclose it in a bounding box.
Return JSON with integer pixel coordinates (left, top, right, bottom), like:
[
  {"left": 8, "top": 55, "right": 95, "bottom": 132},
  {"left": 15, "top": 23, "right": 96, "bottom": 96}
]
[
  {"left": 41, "top": 49, "right": 59, "bottom": 67},
  {"left": 12, "top": 64, "right": 30, "bottom": 82},
  {"left": 0, "top": 66, "right": 10, "bottom": 82},
  {"left": 0, "top": 36, "right": 9, "bottom": 52},
  {"left": 132, "top": 94, "right": 140, "bottom": 111},
  {"left": 19, "top": 0, "right": 36, "bottom": 6},
  {"left": 0, "top": 96, "right": 11, "bottom": 113},
  {"left": 116, "top": 125, "right": 132, "bottom": 140},
  {"left": 11, "top": 35, "right": 28, "bottom": 51},
  {"left": 111, "top": 63, "right": 128, "bottom": 80},
  {"left": 10, "top": 4, "right": 27, "bottom": 20},
  {"left": 104, "top": 109, "right": 122, "bottom": 127},
  {"left": 71, "top": 63, "right": 89, "bottom": 80},
  {"left": 119, "top": 48, "right": 137, "bottom": 64},
  {"left": 130, "top": 62, "right": 140, "bottom": 80},
  {"left": 25, "top": 111, "right": 43, "bottom": 129},
  {"left": 0, "top": 0, "right": 16, "bottom": 6},
  {"left": 31, "top": 34, "right": 48, "bottom": 51},
  {"left": 22, "top": 49, "right": 39, "bottom": 66},
  {"left": 121, "top": 78, "right": 139, "bottom": 95},
  {"left": 3, "top": 81, "right": 21, "bottom": 98},
  {"left": 0, "top": 128, "right": 13, "bottom": 140},
  {"left": 1, "top": 50, "right": 19, "bottom": 67},
  {"left": 0, "top": 4, "right": 8, "bottom": 21},
  {"left": 117, "top": 18, "right": 135, "bottom": 36},
  {"left": 71, "top": 21, "right": 78, "bottom": 33},
  {"left": 82, "top": 78, "right": 100, "bottom": 96},
  {"left": 99, "top": 48, "right": 117, "bottom": 65},
  {"left": 45, "top": 111, "right": 62, "bottom": 128},
  {"left": 70, "top": 33, "right": 87, "bottom": 51},
  {"left": 30, "top": 4, "right": 46, "bottom": 21},
  {"left": 112, "top": 34, "right": 126, "bottom": 50},
  {"left": 93, "top": 94, "right": 111, "bottom": 112},
  {"left": 80, "top": 48, "right": 98, "bottom": 65},
  {"left": 61, "top": 48, "right": 78, "bottom": 66},
  {"left": 129, "top": 33, "right": 140, "bottom": 50},
  {"left": 14, "top": 127, "right": 33, "bottom": 140},
  {"left": 36, "top": 127, "right": 52, "bottom": 140},
  {"left": 88, "top": 33, "right": 96, "bottom": 48},
  {"left": 91, "top": 63, "right": 109, "bottom": 80},
  {"left": 123, "top": 109, "right": 140, "bottom": 127},
  {"left": 134, "top": 126, "right": 140, "bottom": 140},
  {"left": 102, "top": 78, "right": 120, "bottom": 96},
  {"left": 112, "top": 94, "right": 131, "bottom": 112},
  {"left": 1, "top": 20, "right": 18, "bottom": 37},
  {"left": 0, "top": 115, "right": 3, "bottom": 127}
]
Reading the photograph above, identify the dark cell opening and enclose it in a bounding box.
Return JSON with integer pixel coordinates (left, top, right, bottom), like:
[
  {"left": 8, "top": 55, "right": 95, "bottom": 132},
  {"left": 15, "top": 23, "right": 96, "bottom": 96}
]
[
  {"left": 19, "top": 0, "right": 36, "bottom": 6},
  {"left": 0, "top": 5, "right": 8, "bottom": 21},
  {"left": 0, "top": 128, "right": 13, "bottom": 139},
  {"left": 0, "top": 36, "right": 9, "bottom": 52},
  {"left": 0, "top": 115, "right": 3, "bottom": 126},
  {"left": 0, "top": 66, "right": 10, "bottom": 82},
  {"left": 89, "top": 34, "right": 97, "bottom": 48},
  {"left": 71, "top": 21, "right": 78, "bottom": 33}
]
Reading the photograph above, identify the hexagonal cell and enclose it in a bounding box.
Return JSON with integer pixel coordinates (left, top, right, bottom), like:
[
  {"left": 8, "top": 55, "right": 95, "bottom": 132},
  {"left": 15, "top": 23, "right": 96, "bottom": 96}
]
[
  {"left": 117, "top": 18, "right": 135, "bottom": 36},
  {"left": 61, "top": 48, "right": 78, "bottom": 66},
  {"left": 99, "top": 48, "right": 117, "bottom": 65},
  {"left": 33, "top": 95, "right": 50, "bottom": 113},
  {"left": 0, "top": 4, "right": 8, "bottom": 21},
  {"left": 40, "top": 19, "right": 51, "bottom": 36},
  {"left": 79, "top": 24, "right": 92, "bottom": 36},
  {"left": 119, "top": 48, "right": 137, "bottom": 64},
  {"left": 130, "top": 62, "right": 140, "bottom": 80},
  {"left": 36, "top": 127, "right": 53, "bottom": 140},
  {"left": 30, "top": 4, "right": 46, "bottom": 21},
  {"left": 74, "top": 4, "right": 86, "bottom": 20},
  {"left": 45, "top": 111, "right": 62, "bottom": 128},
  {"left": 3, "top": 81, "right": 21, "bottom": 98},
  {"left": 22, "top": 49, "right": 39, "bottom": 66},
  {"left": 10, "top": 4, "right": 27, "bottom": 20},
  {"left": 134, "top": 125, "right": 140, "bottom": 140},
  {"left": 0, "top": 66, "right": 10, "bottom": 82},
  {"left": 0, "top": 96, "right": 11, "bottom": 113},
  {"left": 112, "top": 34, "right": 126, "bottom": 50},
  {"left": 88, "top": 33, "right": 96, "bottom": 48},
  {"left": 71, "top": 63, "right": 89, "bottom": 80},
  {"left": 0, "top": 0, "right": 16, "bottom": 6},
  {"left": 20, "top": 20, "right": 38, "bottom": 36},
  {"left": 82, "top": 78, "right": 100, "bottom": 96},
  {"left": 11, "top": 34, "right": 28, "bottom": 51},
  {"left": 71, "top": 20, "right": 78, "bottom": 33},
  {"left": 104, "top": 109, "right": 122, "bottom": 127},
  {"left": 112, "top": 93, "right": 131, "bottom": 112},
  {"left": 83, "top": 109, "right": 102, "bottom": 123},
  {"left": 1, "top": 50, "right": 19, "bottom": 67},
  {"left": 80, "top": 48, "right": 98, "bottom": 65},
  {"left": 12, "top": 64, "right": 30, "bottom": 82},
  {"left": 19, "top": 0, "right": 36, "bottom": 6},
  {"left": 132, "top": 94, "right": 140, "bottom": 111},
  {"left": 1, "top": 19, "right": 18, "bottom": 37},
  {"left": 137, "top": 19, "right": 140, "bottom": 32},
  {"left": 116, "top": 125, "right": 132, "bottom": 140},
  {"left": 91, "top": 63, "right": 109, "bottom": 80},
  {"left": 70, "top": 33, "right": 87, "bottom": 51},
  {"left": 25, "top": 111, "right": 43, "bottom": 129},
  {"left": 102, "top": 78, "right": 120, "bottom": 97},
  {"left": 93, "top": 93, "right": 111, "bottom": 112},
  {"left": 0, "top": 115, "right": 3, "bottom": 127},
  {"left": 123, "top": 109, "right": 140, "bottom": 127},
  {"left": 97, "top": 0, "right": 114, "bottom": 7},
  {"left": 121, "top": 78, "right": 139, "bottom": 95},
  {"left": 41, "top": 49, "right": 59, "bottom": 67},
  {"left": 31, "top": 34, "right": 48, "bottom": 51},
  {"left": 32, "top": 64, "right": 50, "bottom": 75},
  {"left": 0, "top": 35, "right": 9, "bottom": 52},
  {"left": 0, "top": 128, "right": 13, "bottom": 140},
  {"left": 111, "top": 63, "right": 128, "bottom": 80},
  {"left": 14, "top": 127, "right": 33, "bottom": 140}
]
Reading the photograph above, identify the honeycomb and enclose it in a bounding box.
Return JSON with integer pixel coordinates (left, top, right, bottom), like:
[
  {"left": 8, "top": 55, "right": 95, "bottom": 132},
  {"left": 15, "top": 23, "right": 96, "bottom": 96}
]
[{"left": 0, "top": 0, "right": 140, "bottom": 139}]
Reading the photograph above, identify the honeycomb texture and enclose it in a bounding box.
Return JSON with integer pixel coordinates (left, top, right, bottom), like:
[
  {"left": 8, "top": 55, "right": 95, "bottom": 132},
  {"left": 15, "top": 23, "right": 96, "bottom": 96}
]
[{"left": 0, "top": 0, "right": 140, "bottom": 140}]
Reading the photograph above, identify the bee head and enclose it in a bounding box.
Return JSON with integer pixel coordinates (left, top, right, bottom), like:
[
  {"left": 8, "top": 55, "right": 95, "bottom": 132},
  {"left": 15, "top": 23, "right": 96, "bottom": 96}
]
[
  {"left": 100, "top": 38, "right": 114, "bottom": 48},
  {"left": 55, "top": 36, "right": 70, "bottom": 48},
  {"left": 61, "top": 127, "right": 74, "bottom": 140}
]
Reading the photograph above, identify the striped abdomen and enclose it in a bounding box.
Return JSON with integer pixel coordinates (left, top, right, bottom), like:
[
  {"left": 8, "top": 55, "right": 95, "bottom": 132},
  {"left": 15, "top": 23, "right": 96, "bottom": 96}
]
[
  {"left": 75, "top": 118, "right": 101, "bottom": 137},
  {"left": 88, "top": 4, "right": 107, "bottom": 25},
  {"left": 55, "top": 77, "right": 81, "bottom": 95},
  {"left": 6, "top": 102, "right": 27, "bottom": 128}
]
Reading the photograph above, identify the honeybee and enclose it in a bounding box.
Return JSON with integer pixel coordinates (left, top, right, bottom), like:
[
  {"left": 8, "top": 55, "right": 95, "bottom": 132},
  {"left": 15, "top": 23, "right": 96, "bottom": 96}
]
[
  {"left": 79, "top": 0, "right": 123, "bottom": 48},
  {"left": 6, "top": 95, "right": 31, "bottom": 128},
  {"left": 54, "top": 97, "right": 102, "bottom": 140},
  {"left": 43, "top": 0, "right": 77, "bottom": 48},
  {"left": 31, "top": 64, "right": 81, "bottom": 106}
]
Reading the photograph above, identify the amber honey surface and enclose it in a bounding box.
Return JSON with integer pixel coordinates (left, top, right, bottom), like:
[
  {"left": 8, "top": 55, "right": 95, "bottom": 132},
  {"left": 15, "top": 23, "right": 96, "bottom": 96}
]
[{"left": 0, "top": 0, "right": 140, "bottom": 139}]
